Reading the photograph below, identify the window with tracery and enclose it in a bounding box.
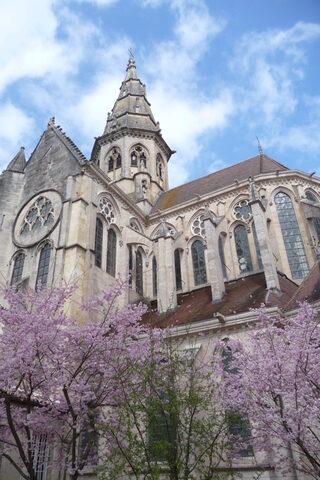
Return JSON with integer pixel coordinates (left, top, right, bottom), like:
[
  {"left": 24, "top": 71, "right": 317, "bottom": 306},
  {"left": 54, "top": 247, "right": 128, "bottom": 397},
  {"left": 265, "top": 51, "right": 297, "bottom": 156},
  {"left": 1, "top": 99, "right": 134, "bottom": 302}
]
[
  {"left": 36, "top": 243, "right": 51, "bottom": 289},
  {"left": 21, "top": 196, "right": 54, "bottom": 235},
  {"left": 234, "top": 225, "right": 253, "bottom": 274},
  {"left": 129, "top": 219, "right": 141, "bottom": 232},
  {"left": 106, "top": 229, "right": 117, "bottom": 277},
  {"left": 130, "top": 145, "right": 147, "bottom": 168},
  {"left": 218, "top": 236, "right": 227, "bottom": 279},
  {"left": 152, "top": 256, "right": 157, "bottom": 297},
  {"left": 275, "top": 192, "right": 309, "bottom": 278},
  {"left": 174, "top": 249, "right": 182, "bottom": 291},
  {"left": 136, "top": 250, "right": 143, "bottom": 295},
  {"left": 233, "top": 200, "right": 252, "bottom": 222},
  {"left": 11, "top": 252, "right": 25, "bottom": 285},
  {"left": 94, "top": 218, "right": 103, "bottom": 268},
  {"left": 191, "top": 240, "right": 207, "bottom": 286},
  {"left": 107, "top": 147, "right": 121, "bottom": 172},
  {"left": 191, "top": 214, "right": 206, "bottom": 238},
  {"left": 98, "top": 197, "right": 115, "bottom": 224},
  {"left": 305, "top": 191, "right": 320, "bottom": 243}
]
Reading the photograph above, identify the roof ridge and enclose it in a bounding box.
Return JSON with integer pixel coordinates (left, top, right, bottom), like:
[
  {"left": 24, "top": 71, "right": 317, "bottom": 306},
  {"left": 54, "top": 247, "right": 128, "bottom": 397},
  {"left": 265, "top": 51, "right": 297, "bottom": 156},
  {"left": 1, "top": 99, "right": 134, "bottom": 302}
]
[
  {"left": 49, "top": 120, "right": 88, "bottom": 165},
  {"left": 284, "top": 261, "right": 320, "bottom": 311}
]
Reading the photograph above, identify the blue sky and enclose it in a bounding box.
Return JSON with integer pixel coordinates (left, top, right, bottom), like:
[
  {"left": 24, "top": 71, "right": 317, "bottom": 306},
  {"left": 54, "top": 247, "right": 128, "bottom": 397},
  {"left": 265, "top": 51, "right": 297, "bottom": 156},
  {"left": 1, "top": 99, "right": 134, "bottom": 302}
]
[{"left": 0, "top": 0, "right": 320, "bottom": 187}]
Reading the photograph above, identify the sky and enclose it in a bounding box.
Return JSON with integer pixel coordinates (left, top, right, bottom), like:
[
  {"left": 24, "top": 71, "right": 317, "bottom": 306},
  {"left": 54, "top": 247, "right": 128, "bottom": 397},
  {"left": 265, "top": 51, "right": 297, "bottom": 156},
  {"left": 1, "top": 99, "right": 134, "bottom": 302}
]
[{"left": 0, "top": 0, "right": 320, "bottom": 188}]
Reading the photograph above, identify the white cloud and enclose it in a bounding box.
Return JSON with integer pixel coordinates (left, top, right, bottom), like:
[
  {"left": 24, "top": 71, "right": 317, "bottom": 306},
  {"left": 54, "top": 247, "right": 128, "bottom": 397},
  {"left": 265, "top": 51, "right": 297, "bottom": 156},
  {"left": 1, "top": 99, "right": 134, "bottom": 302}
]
[{"left": 73, "top": 0, "right": 118, "bottom": 5}]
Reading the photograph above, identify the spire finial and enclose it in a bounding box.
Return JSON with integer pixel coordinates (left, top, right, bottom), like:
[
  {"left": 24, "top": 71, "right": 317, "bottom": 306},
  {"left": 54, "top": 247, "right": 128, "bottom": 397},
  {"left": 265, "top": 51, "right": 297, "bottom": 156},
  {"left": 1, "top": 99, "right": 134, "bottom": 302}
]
[
  {"left": 128, "top": 48, "right": 134, "bottom": 59},
  {"left": 256, "top": 136, "right": 264, "bottom": 172}
]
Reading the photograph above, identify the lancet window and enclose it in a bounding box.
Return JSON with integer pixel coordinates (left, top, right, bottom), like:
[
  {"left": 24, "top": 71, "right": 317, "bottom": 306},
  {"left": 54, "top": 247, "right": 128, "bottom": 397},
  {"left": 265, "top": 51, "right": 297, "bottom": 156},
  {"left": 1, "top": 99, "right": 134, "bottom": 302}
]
[
  {"left": 106, "top": 229, "right": 117, "bottom": 277},
  {"left": 36, "top": 243, "right": 51, "bottom": 289},
  {"left": 136, "top": 250, "right": 143, "bottom": 295},
  {"left": 95, "top": 218, "right": 103, "bottom": 268},
  {"left": 275, "top": 192, "right": 309, "bottom": 279},
  {"left": 191, "top": 240, "right": 207, "bottom": 286},
  {"left": 128, "top": 245, "right": 133, "bottom": 286},
  {"left": 107, "top": 147, "right": 121, "bottom": 172},
  {"left": 305, "top": 191, "right": 320, "bottom": 243},
  {"left": 11, "top": 252, "right": 25, "bottom": 285},
  {"left": 234, "top": 225, "right": 253, "bottom": 274},
  {"left": 174, "top": 249, "right": 182, "bottom": 291},
  {"left": 152, "top": 256, "right": 157, "bottom": 297},
  {"left": 130, "top": 144, "right": 148, "bottom": 168}
]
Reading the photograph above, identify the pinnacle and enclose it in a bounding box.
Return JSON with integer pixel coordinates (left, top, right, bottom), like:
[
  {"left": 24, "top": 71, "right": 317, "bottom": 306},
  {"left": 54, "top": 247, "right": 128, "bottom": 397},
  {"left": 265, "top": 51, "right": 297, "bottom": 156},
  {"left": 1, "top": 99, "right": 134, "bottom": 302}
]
[{"left": 6, "top": 146, "right": 26, "bottom": 173}]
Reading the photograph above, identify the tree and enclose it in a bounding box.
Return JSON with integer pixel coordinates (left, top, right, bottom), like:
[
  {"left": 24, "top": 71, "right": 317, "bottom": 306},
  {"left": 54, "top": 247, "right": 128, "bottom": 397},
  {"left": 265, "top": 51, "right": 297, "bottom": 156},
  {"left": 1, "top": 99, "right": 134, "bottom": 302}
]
[
  {"left": 222, "top": 302, "right": 320, "bottom": 479},
  {"left": 99, "top": 328, "right": 237, "bottom": 480},
  {"left": 0, "top": 279, "right": 148, "bottom": 480}
]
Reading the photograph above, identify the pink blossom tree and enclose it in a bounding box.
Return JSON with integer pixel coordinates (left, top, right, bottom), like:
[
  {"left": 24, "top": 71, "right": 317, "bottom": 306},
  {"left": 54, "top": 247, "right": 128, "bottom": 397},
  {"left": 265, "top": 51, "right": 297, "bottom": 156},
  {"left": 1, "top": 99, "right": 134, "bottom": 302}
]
[
  {"left": 0, "top": 279, "right": 150, "bottom": 480},
  {"left": 223, "top": 302, "right": 320, "bottom": 479}
]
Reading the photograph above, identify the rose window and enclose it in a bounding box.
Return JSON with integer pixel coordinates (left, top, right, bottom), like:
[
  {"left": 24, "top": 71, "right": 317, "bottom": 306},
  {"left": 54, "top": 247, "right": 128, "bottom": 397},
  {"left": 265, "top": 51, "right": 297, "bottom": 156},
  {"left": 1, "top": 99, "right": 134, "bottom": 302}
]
[
  {"left": 98, "top": 197, "right": 115, "bottom": 224},
  {"left": 191, "top": 215, "right": 206, "bottom": 238},
  {"left": 21, "top": 197, "right": 54, "bottom": 235},
  {"left": 233, "top": 200, "right": 252, "bottom": 222}
]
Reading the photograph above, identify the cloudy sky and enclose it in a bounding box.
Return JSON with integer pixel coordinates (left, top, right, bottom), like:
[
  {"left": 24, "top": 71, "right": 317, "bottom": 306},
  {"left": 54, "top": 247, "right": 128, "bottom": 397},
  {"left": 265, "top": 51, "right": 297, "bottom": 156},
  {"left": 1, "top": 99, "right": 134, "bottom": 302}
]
[{"left": 0, "top": 0, "right": 319, "bottom": 187}]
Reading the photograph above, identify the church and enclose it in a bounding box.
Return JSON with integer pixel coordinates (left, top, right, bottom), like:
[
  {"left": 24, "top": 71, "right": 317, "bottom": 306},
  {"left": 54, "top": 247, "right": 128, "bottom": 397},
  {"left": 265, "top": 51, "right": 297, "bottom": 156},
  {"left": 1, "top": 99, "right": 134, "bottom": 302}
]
[{"left": 0, "top": 56, "right": 320, "bottom": 479}]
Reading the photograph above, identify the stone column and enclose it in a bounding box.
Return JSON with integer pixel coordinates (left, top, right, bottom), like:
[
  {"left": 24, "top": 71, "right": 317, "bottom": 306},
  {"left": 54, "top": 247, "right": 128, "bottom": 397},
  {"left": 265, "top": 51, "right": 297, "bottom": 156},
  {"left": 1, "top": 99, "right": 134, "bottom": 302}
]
[
  {"left": 249, "top": 178, "right": 280, "bottom": 291},
  {"left": 156, "top": 223, "right": 177, "bottom": 313},
  {"left": 202, "top": 206, "right": 225, "bottom": 302}
]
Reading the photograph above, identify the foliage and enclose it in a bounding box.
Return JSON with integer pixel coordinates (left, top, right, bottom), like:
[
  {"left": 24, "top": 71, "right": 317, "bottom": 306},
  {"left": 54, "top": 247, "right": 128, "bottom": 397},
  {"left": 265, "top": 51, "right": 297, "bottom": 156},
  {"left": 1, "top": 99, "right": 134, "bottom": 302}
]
[
  {"left": 0, "top": 279, "right": 148, "bottom": 480},
  {"left": 222, "top": 302, "right": 320, "bottom": 479},
  {"left": 100, "top": 329, "right": 236, "bottom": 480}
]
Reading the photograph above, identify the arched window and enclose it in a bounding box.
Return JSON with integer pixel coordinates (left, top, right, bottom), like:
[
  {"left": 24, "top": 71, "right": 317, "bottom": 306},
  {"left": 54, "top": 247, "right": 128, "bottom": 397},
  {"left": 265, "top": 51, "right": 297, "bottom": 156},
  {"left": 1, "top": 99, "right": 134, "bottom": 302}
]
[
  {"left": 191, "top": 240, "right": 207, "bottom": 286},
  {"left": 116, "top": 154, "right": 121, "bottom": 169},
  {"left": 152, "top": 256, "right": 157, "bottom": 297},
  {"left": 234, "top": 225, "right": 252, "bottom": 274},
  {"left": 275, "top": 192, "right": 309, "bottom": 279},
  {"left": 136, "top": 250, "right": 143, "bottom": 295},
  {"left": 306, "top": 191, "right": 320, "bottom": 243},
  {"left": 36, "top": 243, "right": 51, "bottom": 289},
  {"left": 131, "top": 151, "right": 138, "bottom": 166},
  {"left": 218, "top": 236, "right": 227, "bottom": 279},
  {"left": 108, "top": 158, "right": 114, "bottom": 172},
  {"left": 140, "top": 153, "right": 147, "bottom": 169},
  {"left": 252, "top": 223, "right": 263, "bottom": 269},
  {"left": 106, "top": 229, "right": 117, "bottom": 277},
  {"left": 128, "top": 245, "right": 133, "bottom": 287},
  {"left": 95, "top": 218, "right": 103, "bottom": 268},
  {"left": 11, "top": 252, "right": 25, "bottom": 285},
  {"left": 174, "top": 249, "right": 182, "bottom": 291}
]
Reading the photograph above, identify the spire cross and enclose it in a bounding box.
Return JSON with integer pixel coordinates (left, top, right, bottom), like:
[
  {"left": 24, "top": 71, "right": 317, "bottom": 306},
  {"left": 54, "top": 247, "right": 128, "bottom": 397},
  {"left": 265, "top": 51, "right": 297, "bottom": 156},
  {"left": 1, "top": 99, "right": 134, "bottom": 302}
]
[
  {"left": 128, "top": 48, "right": 134, "bottom": 59},
  {"left": 256, "top": 136, "right": 263, "bottom": 172}
]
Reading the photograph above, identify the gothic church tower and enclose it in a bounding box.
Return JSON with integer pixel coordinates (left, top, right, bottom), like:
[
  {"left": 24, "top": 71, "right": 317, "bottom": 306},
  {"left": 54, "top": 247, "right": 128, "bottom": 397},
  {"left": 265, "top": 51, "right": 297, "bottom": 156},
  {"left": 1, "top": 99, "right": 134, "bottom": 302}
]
[{"left": 91, "top": 56, "right": 174, "bottom": 213}]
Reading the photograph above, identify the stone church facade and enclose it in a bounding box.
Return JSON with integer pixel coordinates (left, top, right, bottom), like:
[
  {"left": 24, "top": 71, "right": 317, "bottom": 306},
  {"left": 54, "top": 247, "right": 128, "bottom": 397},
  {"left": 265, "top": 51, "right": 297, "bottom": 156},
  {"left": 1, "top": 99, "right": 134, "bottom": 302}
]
[{"left": 0, "top": 57, "right": 320, "bottom": 479}]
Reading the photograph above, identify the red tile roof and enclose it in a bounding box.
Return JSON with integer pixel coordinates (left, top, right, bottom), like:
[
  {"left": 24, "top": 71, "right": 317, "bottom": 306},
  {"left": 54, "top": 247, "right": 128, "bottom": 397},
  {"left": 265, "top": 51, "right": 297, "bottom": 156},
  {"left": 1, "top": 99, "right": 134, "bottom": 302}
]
[
  {"left": 152, "top": 154, "right": 288, "bottom": 213},
  {"left": 143, "top": 271, "right": 297, "bottom": 328},
  {"left": 285, "top": 260, "right": 320, "bottom": 311}
]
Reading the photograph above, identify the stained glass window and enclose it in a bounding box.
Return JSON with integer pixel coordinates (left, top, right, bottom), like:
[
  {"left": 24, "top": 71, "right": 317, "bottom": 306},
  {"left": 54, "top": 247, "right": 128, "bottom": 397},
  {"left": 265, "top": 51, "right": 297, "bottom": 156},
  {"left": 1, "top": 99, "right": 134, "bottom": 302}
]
[
  {"left": 252, "top": 223, "right": 263, "bottom": 269},
  {"left": 131, "top": 152, "right": 137, "bottom": 166},
  {"left": 108, "top": 158, "right": 114, "bottom": 172},
  {"left": 21, "top": 196, "right": 54, "bottom": 235},
  {"left": 191, "top": 215, "right": 206, "bottom": 238},
  {"left": 136, "top": 250, "right": 143, "bottom": 295},
  {"left": 234, "top": 225, "right": 253, "bottom": 274},
  {"left": 94, "top": 218, "right": 103, "bottom": 268},
  {"left": 106, "top": 229, "right": 117, "bottom": 277},
  {"left": 152, "top": 256, "right": 157, "bottom": 297},
  {"left": 275, "top": 192, "right": 309, "bottom": 279},
  {"left": 174, "top": 249, "right": 182, "bottom": 291},
  {"left": 11, "top": 252, "right": 25, "bottom": 285},
  {"left": 234, "top": 200, "right": 252, "bottom": 222},
  {"left": 36, "top": 243, "right": 51, "bottom": 289},
  {"left": 116, "top": 154, "right": 121, "bottom": 168},
  {"left": 191, "top": 240, "right": 207, "bottom": 286},
  {"left": 128, "top": 245, "right": 133, "bottom": 287},
  {"left": 218, "top": 236, "right": 227, "bottom": 279}
]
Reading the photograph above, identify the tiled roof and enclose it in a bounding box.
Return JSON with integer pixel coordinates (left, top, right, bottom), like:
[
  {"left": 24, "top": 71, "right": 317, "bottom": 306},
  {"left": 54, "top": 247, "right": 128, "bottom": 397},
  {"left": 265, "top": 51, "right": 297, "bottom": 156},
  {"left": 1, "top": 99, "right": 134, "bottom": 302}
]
[
  {"left": 285, "top": 260, "right": 320, "bottom": 311},
  {"left": 143, "top": 271, "right": 298, "bottom": 328},
  {"left": 152, "top": 154, "right": 288, "bottom": 213}
]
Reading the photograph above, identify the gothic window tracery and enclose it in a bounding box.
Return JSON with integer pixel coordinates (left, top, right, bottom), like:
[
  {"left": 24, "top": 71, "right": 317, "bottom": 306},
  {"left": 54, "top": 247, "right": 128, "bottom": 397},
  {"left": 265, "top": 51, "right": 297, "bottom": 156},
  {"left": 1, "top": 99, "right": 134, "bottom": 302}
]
[
  {"left": 21, "top": 196, "right": 54, "bottom": 235},
  {"left": 130, "top": 144, "right": 147, "bottom": 168},
  {"left": 107, "top": 147, "right": 121, "bottom": 172},
  {"left": 129, "top": 219, "right": 141, "bottom": 232},
  {"left": 152, "top": 256, "right": 157, "bottom": 297},
  {"left": 234, "top": 224, "right": 253, "bottom": 274},
  {"left": 191, "top": 214, "right": 206, "bottom": 238},
  {"left": 275, "top": 192, "right": 309, "bottom": 279},
  {"left": 36, "top": 243, "right": 51, "bottom": 289},
  {"left": 11, "top": 252, "right": 25, "bottom": 285},
  {"left": 174, "top": 249, "right": 182, "bottom": 291},
  {"left": 95, "top": 217, "right": 103, "bottom": 268},
  {"left": 191, "top": 240, "right": 207, "bottom": 286},
  {"left": 98, "top": 197, "right": 115, "bottom": 224},
  {"left": 233, "top": 200, "right": 252, "bottom": 222},
  {"left": 106, "top": 229, "right": 117, "bottom": 277}
]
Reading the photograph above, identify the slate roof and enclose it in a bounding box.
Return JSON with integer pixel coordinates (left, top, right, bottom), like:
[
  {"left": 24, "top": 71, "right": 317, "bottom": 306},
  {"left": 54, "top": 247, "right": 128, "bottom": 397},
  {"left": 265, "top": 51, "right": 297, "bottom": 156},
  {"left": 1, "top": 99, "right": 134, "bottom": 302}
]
[
  {"left": 143, "top": 271, "right": 298, "bottom": 328},
  {"left": 151, "top": 154, "right": 288, "bottom": 213},
  {"left": 6, "top": 147, "right": 26, "bottom": 173},
  {"left": 285, "top": 260, "right": 320, "bottom": 311}
]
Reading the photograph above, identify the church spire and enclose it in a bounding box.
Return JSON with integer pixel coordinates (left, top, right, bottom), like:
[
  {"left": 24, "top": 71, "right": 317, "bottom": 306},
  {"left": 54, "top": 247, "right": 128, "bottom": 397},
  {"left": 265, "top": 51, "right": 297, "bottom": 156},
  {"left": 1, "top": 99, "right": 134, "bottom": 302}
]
[{"left": 103, "top": 56, "right": 160, "bottom": 135}]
